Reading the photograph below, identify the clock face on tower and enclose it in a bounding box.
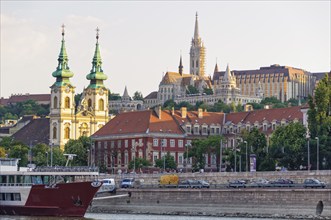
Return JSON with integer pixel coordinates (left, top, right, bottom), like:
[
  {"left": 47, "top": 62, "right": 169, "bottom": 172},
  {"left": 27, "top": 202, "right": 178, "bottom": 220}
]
[{"left": 99, "top": 89, "right": 104, "bottom": 95}]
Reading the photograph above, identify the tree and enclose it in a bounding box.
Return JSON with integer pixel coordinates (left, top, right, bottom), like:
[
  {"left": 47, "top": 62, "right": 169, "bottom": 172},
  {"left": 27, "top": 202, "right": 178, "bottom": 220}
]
[
  {"left": 108, "top": 91, "right": 121, "bottom": 101},
  {"left": 186, "top": 85, "right": 199, "bottom": 95},
  {"left": 0, "top": 147, "right": 6, "bottom": 157},
  {"left": 64, "top": 136, "right": 91, "bottom": 166},
  {"left": 188, "top": 136, "right": 221, "bottom": 171},
  {"left": 269, "top": 122, "right": 307, "bottom": 170},
  {"left": 128, "top": 157, "right": 151, "bottom": 171},
  {"left": 163, "top": 99, "right": 176, "bottom": 110},
  {"left": 177, "top": 101, "right": 194, "bottom": 111},
  {"left": 155, "top": 152, "right": 177, "bottom": 170},
  {"left": 240, "top": 128, "right": 268, "bottom": 171},
  {"left": 8, "top": 144, "right": 29, "bottom": 167},
  {"left": 133, "top": 91, "right": 144, "bottom": 101},
  {"left": 203, "top": 87, "right": 213, "bottom": 95}
]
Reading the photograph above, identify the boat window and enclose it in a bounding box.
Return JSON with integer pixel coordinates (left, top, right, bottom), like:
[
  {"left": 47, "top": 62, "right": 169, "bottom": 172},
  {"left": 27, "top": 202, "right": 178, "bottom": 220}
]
[
  {"left": 0, "top": 193, "right": 21, "bottom": 201},
  {"left": 17, "top": 175, "right": 23, "bottom": 185},
  {"left": 24, "top": 176, "right": 32, "bottom": 184},
  {"left": 0, "top": 175, "right": 7, "bottom": 185},
  {"left": 9, "top": 175, "right": 15, "bottom": 184},
  {"left": 43, "top": 176, "right": 50, "bottom": 185},
  {"left": 32, "top": 176, "right": 43, "bottom": 184}
]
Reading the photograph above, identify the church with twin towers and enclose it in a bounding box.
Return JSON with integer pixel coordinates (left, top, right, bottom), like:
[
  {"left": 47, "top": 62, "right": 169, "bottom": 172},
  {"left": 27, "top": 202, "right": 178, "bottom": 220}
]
[{"left": 49, "top": 26, "right": 109, "bottom": 149}]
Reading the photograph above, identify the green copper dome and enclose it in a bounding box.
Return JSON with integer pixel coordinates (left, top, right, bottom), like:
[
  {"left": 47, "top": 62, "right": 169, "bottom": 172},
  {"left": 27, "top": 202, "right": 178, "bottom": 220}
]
[
  {"left": 86, "top": 28, "right": 108, "bottom": 89},
  {"left": 52, "top": 26, "right": 74, "bottom": 87}
]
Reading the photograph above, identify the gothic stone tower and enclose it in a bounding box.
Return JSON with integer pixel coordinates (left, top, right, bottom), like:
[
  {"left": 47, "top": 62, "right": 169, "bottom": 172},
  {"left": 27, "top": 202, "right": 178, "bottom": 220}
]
[{"left": 190, "top": 12, "right": 206, "bottom": 77}]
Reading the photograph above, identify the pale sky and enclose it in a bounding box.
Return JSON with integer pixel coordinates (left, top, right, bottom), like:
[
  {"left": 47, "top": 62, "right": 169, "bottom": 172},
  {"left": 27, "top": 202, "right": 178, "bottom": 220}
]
[{"left": 1, "top": 1, "right": 330, "bottom": 99}]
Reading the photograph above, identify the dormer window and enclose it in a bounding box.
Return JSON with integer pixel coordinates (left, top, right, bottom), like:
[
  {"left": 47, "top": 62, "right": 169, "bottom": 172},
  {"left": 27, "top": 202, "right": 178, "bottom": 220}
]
[
  {"left": 186, "top": 126, "right": 191, "bottom": 133},
  {"left": 194, "top": 126, "right": 199, "bottom": 134},
  {"left": 263, "top": 124, "right": 267, "bottom": 131},
  {"left": 216, "top": 127, "right": 220, "bottom": 134}
]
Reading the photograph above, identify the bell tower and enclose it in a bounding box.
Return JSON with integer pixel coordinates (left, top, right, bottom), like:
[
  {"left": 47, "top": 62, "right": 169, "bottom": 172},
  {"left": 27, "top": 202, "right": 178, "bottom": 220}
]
[
  {"left": 49, "top": 24, "right": 76, "bottom": 148},
  {"left": 189, "top": 12, "right": 206, "bottom": 77}
]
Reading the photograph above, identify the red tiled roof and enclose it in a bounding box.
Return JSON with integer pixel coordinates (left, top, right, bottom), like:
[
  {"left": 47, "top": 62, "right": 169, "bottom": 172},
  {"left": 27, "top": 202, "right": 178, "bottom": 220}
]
[
  {"left": 243, "top": 106, "right": 303, "bottom": 123},
  {"left": 7, "top": 94, "right": 50, "bottom": 104}
]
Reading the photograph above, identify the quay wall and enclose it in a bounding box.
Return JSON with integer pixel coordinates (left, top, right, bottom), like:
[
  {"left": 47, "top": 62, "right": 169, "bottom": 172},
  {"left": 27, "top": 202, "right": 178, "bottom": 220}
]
[{"left": 98, "top": 170, "right": 331, "bottom": 185}]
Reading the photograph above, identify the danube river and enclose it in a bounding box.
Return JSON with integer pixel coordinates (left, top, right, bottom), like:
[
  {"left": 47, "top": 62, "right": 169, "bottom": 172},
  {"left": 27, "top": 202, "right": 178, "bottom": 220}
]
[{"left": 1, "top": 213, "right": 287, "bottom": 220}]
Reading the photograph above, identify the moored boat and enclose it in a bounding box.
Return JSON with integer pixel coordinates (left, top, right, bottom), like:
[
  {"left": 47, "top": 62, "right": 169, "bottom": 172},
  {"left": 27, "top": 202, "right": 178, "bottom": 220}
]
[{"left": 0, "top": 158, "right": 102, "bottom": 217}]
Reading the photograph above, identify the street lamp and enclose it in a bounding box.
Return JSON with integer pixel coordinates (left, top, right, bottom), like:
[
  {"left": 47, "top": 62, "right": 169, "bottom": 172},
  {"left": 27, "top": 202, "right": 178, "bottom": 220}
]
[
  {"left": 230, "top": 132, "right": 237, "bottom": 172},
  {"left": 219, "top": 138, "right": 223, "bottom": 172},
  {"left": 185, "top": 143, "right": 190, "bottom": 173},
  {"left": 244, "top": 141, "right": 248, "bottom": 172},
  {"left": 132, "top": 142, "right": 137, "bottom": 174},
  {"left": 307, "top": 137, "right": 310, "bottom": 171},
  {"left": 315, "top": 137, "right": 319, "bottom": 171},
  {"left": 87, "top": 149, "right": 90, "bottom": 167}
]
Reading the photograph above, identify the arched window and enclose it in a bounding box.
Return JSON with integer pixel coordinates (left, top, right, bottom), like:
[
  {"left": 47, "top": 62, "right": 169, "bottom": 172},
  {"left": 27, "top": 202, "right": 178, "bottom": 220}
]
[
  {"left": 53, "top": 96, "right": 58, "bottom": 109},
  {"left": 53, "top": 126, "right": 57, "bottom": 139},
  {"left": 64, "top": 127, "right": 70, "bottom": 139},
  {"left": 196, "top": 60, "right": 199, "bottom": 68},
  {"left": 65, "top": 97, "right": 70, "bottom": 108},
  {"left": 99, "top": 99, "right": 104, "bottom": 111},
  {"left": 88, "top": 99, "right": 92, "bottom": 109}
]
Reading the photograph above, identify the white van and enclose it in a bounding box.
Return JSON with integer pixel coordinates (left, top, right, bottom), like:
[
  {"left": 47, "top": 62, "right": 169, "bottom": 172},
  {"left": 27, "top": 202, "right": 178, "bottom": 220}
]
[{"left": 98, "top": 178, "right": 116, "bottom": 193}]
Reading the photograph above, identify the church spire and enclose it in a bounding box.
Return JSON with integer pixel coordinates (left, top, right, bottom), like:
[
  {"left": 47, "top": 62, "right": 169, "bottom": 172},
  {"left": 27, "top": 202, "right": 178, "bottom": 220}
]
[
  {"left": 52, "top": 24, "right": 74, "bottom": 86},
  {"left": 194, "top": 12, "right": 199, "bottom": 41},
  {"left": 178, "top": 54, "right": 183, "bottom": 75},
  {"left": 86, "top": 27, "right": 108, "bottom": 89},
  {"left": 214, "top": 59, "right": 219, "bottom": 73}
]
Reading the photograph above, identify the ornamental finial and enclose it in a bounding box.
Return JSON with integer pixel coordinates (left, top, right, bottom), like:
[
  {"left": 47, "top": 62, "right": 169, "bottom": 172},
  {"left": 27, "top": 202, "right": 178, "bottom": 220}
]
[
  {"left": 96, "top": 27, "right": 100, "bottom": 42},
  {"left": 61, "top": 24, "right": 65, "bottom": 37}
]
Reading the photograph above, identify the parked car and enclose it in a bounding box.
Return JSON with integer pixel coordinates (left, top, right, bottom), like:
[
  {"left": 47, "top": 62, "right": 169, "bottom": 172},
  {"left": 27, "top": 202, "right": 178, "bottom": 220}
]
[
  {"left": 269, "top": 178, "right": 294, "bottom": 187},
  {"left": 98, "top": 178, "right": 116, "bottom": 193},
  {"left": 178, "top": 180, "right": 191, "bottom": 188},
  {"left": 228, "top": 179, "right": 246, "bottom": 188},
  {"left": 249, "top": 178, "right": 270, "bottom": 188},
  {"left": 188, "top": 180, "right": 203, "bottom": 189},
  {"left": 198, "top": 180, "right": 210, "bottom": 188},
  {"left": 303, "top": 178, "right": 326, "bottom": 188},
  {"left": 121, "top": 178, "right": 135, "bottom": 188}
]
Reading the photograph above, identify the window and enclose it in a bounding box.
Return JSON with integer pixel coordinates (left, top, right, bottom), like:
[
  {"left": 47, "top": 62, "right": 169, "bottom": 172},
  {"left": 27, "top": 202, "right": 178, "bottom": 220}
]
[
  {"left": 216, "top": 127, "right": 220, "bottom": 134},
  {"left": 53, "top": 96, "right": 58, "bottom": 109},
  {"left": 194, "top": 126, "right": 199, "bottom": 134},
  {"left": 161, "top": 139, "right": 167, "bottom": 147},
  {"left": 153, "top": 139, "right": 159, "bottom": 147},
  {"left": 211, "top": 127, "right": 215, "bottom": 134},
  {"left": 125, "top": 140, "right": 128, "bottom": 148},
  {"left": 65, "top": 97, "right": 70, "bottom": 108},
  {"left": 88, "top": 99, "right": 92, "bottom": 109},
  {"left": 99, "top": 99, "right": 104, "bottom": 111},
  {"left": 170, "top": 139, "right": 175, "bottom": 147},
  {"left": 111, "top": 141, "right": 115, "bottom": 148},
  {"left": 186, "top": 126, "right": 191, "bottom": 133},
  {"left": 263, "top": 124, "right": 267, "bottom": 131},
  {"left": 178, "top": 155, "right": 183, "bottom": 164},
  {"left": 53, "top": 126, "right": 57, "bottom": 139},
  {"left": 178, "top": 140, "right": 183, "bottom": 148},
  {"left": 64, "top": 127, "right": 70, "bottom": 139},
  {"left": 272, "top": 124, "right": 276, "bottom": 130},
  {"left": 202, "top": 127, "right": 207, "bottom": 134}
]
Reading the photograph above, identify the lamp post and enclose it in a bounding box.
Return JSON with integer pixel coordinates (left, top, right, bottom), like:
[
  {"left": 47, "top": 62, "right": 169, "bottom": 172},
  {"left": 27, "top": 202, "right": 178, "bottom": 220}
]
[
  {"left": 244, "top": 141, "right": 248, "bottom": 172},
  {"left": 307, "top": 137, "right": 310, "bottom": 171},
  {"left": 230, "top": 132, "right": 237, "bottom": 172},
  {"left": 46, "top": 152, "right": 49, "bottom": 166},
  {"left": 87, "top": 149, "right": 90, "bottom": 166},
  {"left": 132, "top": 143, "right": 137, "bottom": 174},
  {"left": 315, "top": 137, "right": 319, "bottom": 171},
  {"left": 219, "top": 138, "right": 223, "bottom": 172},
  {"left": 50, "top": 143, "right": 53, "bottom": 167}
]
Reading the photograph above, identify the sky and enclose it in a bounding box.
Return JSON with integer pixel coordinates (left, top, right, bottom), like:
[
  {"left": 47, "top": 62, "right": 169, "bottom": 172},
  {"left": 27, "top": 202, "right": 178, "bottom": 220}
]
[{"left": 1, "top": 1, "right": 330, "bottom": 99}]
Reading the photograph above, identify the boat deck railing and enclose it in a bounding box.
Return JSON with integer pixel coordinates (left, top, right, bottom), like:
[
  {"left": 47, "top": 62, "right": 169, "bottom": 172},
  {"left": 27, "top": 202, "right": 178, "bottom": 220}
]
[{"left": 33, "top": 166, "right": 99, "bottom": 173}]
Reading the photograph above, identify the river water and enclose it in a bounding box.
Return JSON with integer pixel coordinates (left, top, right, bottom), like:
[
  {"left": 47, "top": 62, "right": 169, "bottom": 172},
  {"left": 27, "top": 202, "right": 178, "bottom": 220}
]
[{"left": 0, "top": 213, "right": 285, "bottom": 220}]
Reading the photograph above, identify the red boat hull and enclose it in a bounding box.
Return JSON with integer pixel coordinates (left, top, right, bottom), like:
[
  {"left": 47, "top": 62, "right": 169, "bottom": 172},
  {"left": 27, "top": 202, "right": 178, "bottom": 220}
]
[{"left": 0, "top": 181, "right": 101, "bottom": 217}]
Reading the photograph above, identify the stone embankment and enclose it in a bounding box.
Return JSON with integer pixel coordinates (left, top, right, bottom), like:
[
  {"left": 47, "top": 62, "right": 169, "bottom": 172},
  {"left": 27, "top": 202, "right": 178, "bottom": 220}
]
[
  {"left": 88, "top": 171, "right": 331, "bottom": 219},
  {"left": 90, "top": 188, "right": 331, "bottom": 219}
]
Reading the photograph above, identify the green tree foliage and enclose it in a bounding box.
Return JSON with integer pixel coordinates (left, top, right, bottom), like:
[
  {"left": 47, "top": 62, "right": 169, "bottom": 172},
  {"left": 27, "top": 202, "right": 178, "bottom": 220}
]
[
  {"left": 0, "top": 100, "right": 49, "bottom": 122},
  {"left": 108, "top": 90, "right": 121, "bottom": 101},
  {"left": 0, "top": 147, "right": 6, "bottom": 157},
  {"left": 188, "top": 136, "right": 221, "bottom": 171},
  {"left": 269, "top": 122, "right": 307, "bottom": 170},
  {"left": 74, "top": 93, "right": 82, "bottom": 108},
  {"left": 8, "top": 144, "right": 29, "bottom": 167},
  {"left": 203, "top": 88, "right": 213, "bottom": 95},
  {"left": 186, "top": 85, "right": 199, "bottom": 95},
  {"left": 64, "top": 136, "right": 91, "bottom": 166},
  {"left": 163, "top": 99, "right": 176, "bottom": 110},
  {"left": 128, "top": 157, "right": 151, "bottom": 170},
  {"left": 155, "top": 152, "right": 177, "bottom": 170},
  {"left": 207, "top": 100, "right": 231, "bottom": 113},
  {"left": 133, "top": 91, "right": 144, "bottom": 101},
  {"left": 177, "top": 101, "right": 194, "bottom": 111},
  {"left": 240, "top": 128, "right": 267, "bottom": 171}
]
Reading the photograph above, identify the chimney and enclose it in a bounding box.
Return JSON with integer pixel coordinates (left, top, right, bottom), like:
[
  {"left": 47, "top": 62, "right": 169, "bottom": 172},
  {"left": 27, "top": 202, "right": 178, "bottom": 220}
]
[
  {"left": 171, "top": 107, "right": 175, "bottom": 115},
  {"left": 155, "top": 106, "right": 162, "bottom": 119},
  {"left": 180, "top": 107, "right": 187, "bottom": 118},
  {"left": 198, "top": 108, "right": 203, "bottom": 118}
]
